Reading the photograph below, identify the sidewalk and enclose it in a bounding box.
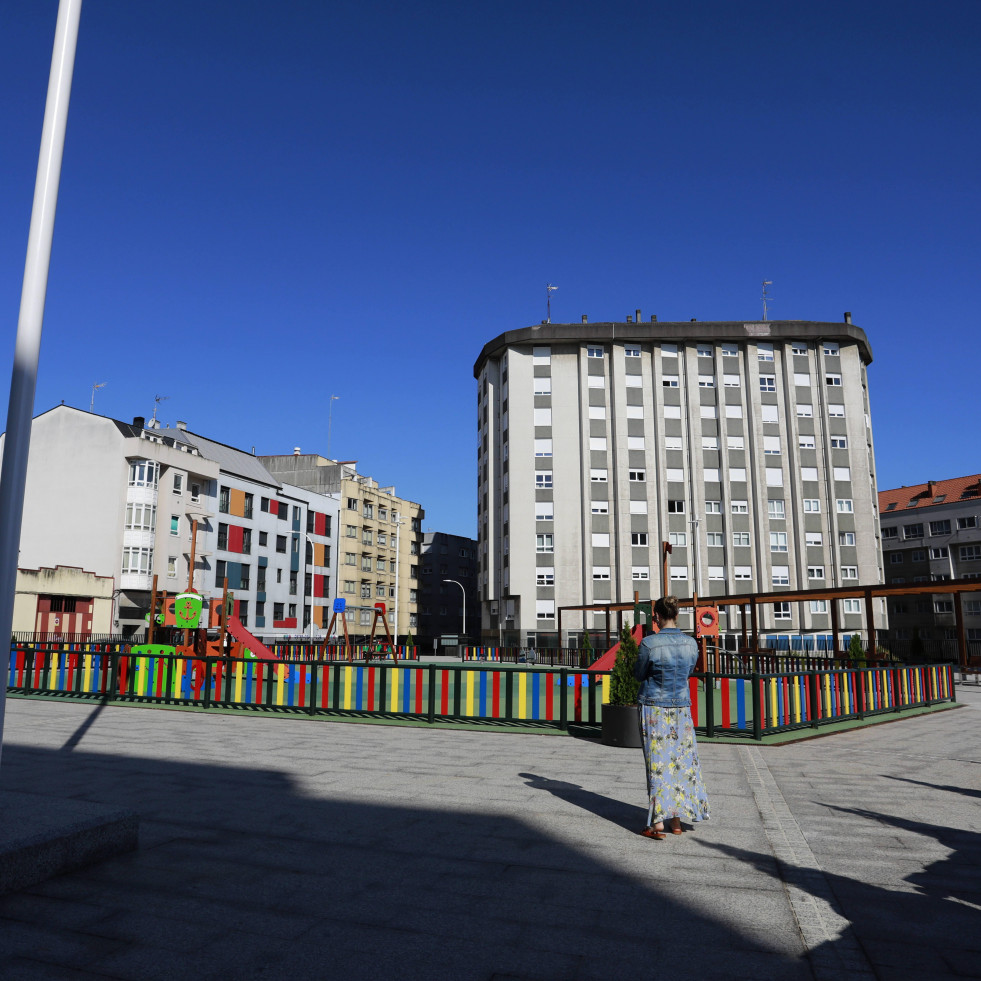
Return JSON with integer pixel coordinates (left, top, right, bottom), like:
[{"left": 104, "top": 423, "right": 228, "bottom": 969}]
[{"left": 0, "top": 687, "right": 977, "bottom": 980}]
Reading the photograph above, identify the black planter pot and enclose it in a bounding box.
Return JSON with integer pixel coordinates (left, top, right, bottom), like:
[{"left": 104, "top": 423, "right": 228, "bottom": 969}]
[{"left": 601, "top": 703, "right": 642, "bottom": 747}]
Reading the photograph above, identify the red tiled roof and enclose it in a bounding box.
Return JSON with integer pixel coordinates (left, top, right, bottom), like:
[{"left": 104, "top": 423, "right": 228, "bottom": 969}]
[{"left": 878, "top": 473, "right": 981, "bottom": 514}]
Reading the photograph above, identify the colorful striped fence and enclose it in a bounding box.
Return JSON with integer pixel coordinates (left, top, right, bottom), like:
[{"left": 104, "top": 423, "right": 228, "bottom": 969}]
[{"left": 6, "top": 647, "right": 954, "bottom": 737}]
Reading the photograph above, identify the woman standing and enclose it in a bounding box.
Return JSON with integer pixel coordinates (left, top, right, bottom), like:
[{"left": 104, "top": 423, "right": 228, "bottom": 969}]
[{"left": 633, "top": 595, "right": 710, "bottom": 839}]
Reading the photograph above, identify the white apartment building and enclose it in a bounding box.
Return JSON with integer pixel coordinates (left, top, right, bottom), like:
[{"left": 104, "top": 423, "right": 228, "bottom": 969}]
[
  {"left": 4, "top": 406, "right": 339, "bottom": 638},
  {"left": 474, "top": 316, "right": 882, "bottom": 645}
]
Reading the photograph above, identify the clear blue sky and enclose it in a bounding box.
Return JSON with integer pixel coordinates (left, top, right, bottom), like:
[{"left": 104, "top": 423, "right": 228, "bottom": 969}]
[{"left": 2, "top": 1, "right": 979, "bottom": 539}]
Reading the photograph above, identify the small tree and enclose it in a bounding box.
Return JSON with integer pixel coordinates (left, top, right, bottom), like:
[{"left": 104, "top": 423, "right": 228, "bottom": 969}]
[
  {"left": 580, "top": 629, "right": 593, "bottom": 668},
  {"left": 608, "top": 623, "right": 640, "bottom": 706},
  {"left": 404, "top": 631, "right": 415, "bottom": 652},
  {"left": 848, "top": 633, "right": 865, "bottom": 660}
]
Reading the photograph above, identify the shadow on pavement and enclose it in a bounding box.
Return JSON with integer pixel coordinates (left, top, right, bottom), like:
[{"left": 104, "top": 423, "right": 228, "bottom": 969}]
[
  {"left": 883, "top": 774, "right": 981, "bottom": 801},
  {"left": 0, "top": 742, "right": 812, "bottom": 981},
  {"left": 518, "top": 771, "right": 648, "bottom": 832}
]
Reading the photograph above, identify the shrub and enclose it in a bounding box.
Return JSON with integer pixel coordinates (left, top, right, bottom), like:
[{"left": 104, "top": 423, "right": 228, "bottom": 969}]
[
  {"left": 609, "top": 623, "right": 640, "bottom": 706},
  {"left": 580, "top": 629, "right": 593, "bottom": 668},
  {"left": 848, "top": 633, "right": 865, "bottom": 659}
]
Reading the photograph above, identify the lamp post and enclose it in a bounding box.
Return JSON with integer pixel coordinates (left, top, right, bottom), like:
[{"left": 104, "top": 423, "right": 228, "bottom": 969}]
[
  {"left": 443, "top": 579, "right": 466, "bottom": 639},
  {"left": 393, "top": 513, "right": 403, "bottom": 644}
]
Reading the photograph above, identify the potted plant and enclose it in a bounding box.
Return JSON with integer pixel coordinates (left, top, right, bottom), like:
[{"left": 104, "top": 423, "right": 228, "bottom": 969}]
[{"left": 601, "top": 623, "right": 642, "bottom": 747}]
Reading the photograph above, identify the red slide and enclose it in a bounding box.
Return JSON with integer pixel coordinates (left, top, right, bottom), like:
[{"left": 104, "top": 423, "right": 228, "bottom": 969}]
[
  {"left": 226, "top": 616, "right": 279, "bottom": 661},
  {"left": 589, "top": 623, "right": 646, "bottom": 671}
]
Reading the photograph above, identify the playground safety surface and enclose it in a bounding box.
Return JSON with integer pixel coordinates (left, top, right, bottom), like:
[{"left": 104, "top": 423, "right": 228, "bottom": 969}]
[{"left": 0, "top": 684, "right": 978, "bottom": 980}]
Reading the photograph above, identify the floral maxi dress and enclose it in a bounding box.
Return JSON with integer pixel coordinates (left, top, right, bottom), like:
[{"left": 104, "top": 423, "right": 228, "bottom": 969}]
[{"left": 639, "top": 704, "right": 710, "bottom": 825}]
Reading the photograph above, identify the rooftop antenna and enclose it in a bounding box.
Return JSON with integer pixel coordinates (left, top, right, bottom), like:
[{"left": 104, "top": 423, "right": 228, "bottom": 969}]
[
  {"left": 546, "top": 283, "right": 557, "bottom": 323},
  {"left": 151, "top": 394, "right": 169, "bottom": 424},
  {"left": 761, "top": 280, "right": 773, "bottom": 321},
  {"left": 89, "top": 381, "right": 106, "bottom": 412}
]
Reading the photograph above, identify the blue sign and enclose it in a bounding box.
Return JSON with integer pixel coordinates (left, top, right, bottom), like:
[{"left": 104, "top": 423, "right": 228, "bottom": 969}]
[{"left": 333, "top": 598, "right": 346, "bottom": 612}]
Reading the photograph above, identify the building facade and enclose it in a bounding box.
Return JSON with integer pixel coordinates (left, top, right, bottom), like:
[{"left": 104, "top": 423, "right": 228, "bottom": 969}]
[
  {"left": 6, "top": 406, "right": 339, "bottom": 639},
  {"left": 879, "top": 474, "right": 981, "bottom": 658},
  {"left": 261, "top": 455, "right": 424, "bottom": 643},
  {"left": 473, "top": 317, "right": 882, "bottom": 646},
  {"left": 417, "top": 532, "right": 480, "bottom": 651}
]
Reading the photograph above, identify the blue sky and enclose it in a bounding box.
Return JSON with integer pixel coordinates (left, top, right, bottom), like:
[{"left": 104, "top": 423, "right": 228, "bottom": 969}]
[{"left": 2, "top": 1, "right": 979, "bottom": 538}]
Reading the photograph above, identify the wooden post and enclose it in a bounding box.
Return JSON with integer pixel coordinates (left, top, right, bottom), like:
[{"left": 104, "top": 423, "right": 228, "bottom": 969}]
[
  {"left": 148, "top": 574, "right": 158, "bottom": 645},
  {"left": 954, "top": 591, "right": 968, "bottom": 671},
  {"left": 741, "top": 602, "right": 748, "bottom": 653},
  {"left": 605, "top": 606, "right": 611, "bottom": 651},
  {"left": 863, "top": 587, "right": 875, "bottom": 657},
  {"left": 750, "top": 595, "right": 759, "bottom": 652},
  {"left": 219, "top": 578, "right": 229, "bottom": 655},
  {"left": 830, "top": 597, "right": 840, "bottom": 657},
  {"left": 661, "top": 541, "right": 671, "bottom": 598}
]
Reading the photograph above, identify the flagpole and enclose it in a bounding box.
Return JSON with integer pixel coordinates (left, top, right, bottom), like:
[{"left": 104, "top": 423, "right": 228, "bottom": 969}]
[{"left": 0, "top": 0, "right": 83, "bottom": 767}]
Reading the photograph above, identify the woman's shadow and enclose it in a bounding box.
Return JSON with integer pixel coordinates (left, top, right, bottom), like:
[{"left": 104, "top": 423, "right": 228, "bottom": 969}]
[{"left": 518, "top": 771, "right": 647, "bottom": 832}]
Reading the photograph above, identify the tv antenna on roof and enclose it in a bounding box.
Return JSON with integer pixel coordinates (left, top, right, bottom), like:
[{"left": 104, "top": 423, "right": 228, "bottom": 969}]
[
  {"left": 761, "top": 279, "right": 773, "bottom": 321},
  {"left": 151, "top": 394, "right": 169, "bottom": 424},
  {"left": 89, "top": 381, "right": 106, "bottom": 413},
  {"left": 546, "top": 283, "right": 558, "bottom": 323}
]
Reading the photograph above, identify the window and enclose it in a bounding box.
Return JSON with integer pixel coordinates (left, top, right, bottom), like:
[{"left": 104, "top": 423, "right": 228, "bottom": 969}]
[
  {"left": 965, "top": 601, "right": 981, "bottom": 615},
  {"left": 727, "top": 435, "right": 745, "bottom": 450},
  {"left": 347, "top": 498, "right": 358, "bottom": 510},
  {"left": 668, "top": 500, "right": 685, "bottom": 513},
  {"left": 839, "top": 532, "right": 856, "bottom": 546},
  {"left": 822, "top": 341, "right": 839, "bottom": 356},
  {"left": 587, "top": 375, "right": 605, "bottom": 389},
  {"left": 757, "top": 342, "right": 773, "bottom": 362},
  {"left": 535, "top": 377, "right": 552, "bottom": 395},
  {"left": 537, "top": 568, "right": 555, "bottom": 586},
  {"left": 826, "top": 374, "right": 842, "bottom": 386},
  {"left": 363, "top": 503, "right": 374, "bottom": 519},
  {"left": 772, "top": 566, "right": 789, "bottom": 585},
  {"left": 774, "top": 603, "right": 791, "bottom": 620},
  {"left": 761, "top": 405, "right": 778, "bottom": 423},
  {"left": 536, "top": 535, "right": 554, "bottom": 553},
  {"left": 734, "top": 566, "right": 752, "bottom": 580},
  {"left": 166, "top": 556, "right": 177, "bottom": 579},
  {"left": 666, "top": 468, "right": 684, "bottom": 482},
  {"left": 830, "top": 437, "right": 848, "bottom": 449},
  {"left": 121, "top": 546, "right": 153, "bottom": 575},
  {"left": 669, "top": 532, "right": 687, "bottom": 547},
  {"left": 733, "top": 532, "right": 750, "bottom": 547},
  {"left": 801, "top": 467, "right": 819, "bottom": 481},
  {"left": 889, "top": 553, "right": 903, "bottom": 564},
  {"left": 765, "top": 468, "right": 783, "bottom": 487},
  {"left": 664, "top": 436, "right": 682, "bottom": 449},
  {"left": 591, "top": 501, "right": 609, "bottom": 514},
  {"left": 828, "top": 404, "right": 845, "bottom": 417},
  {"left": 837, "top": 499, "right": 854, "bottom": 513},
  {"left": 959, "top": 545, "right": 981, "bottom": 561},
  {"left": 833, "top": 467, "right": 851, "bottom": 481},
  {"left": 536, "top": 471, "right": 553, "bottom": 488},
  {"left": 725, "top": 404, "right": 743, "bottom": 419},
  {"left": 631, "top": 533, "right": 649, "bottom": 546},
  {"left": 624, "top": 344, "right": 641, "bottom": 358},
  {"left": 808, "top": 566, "right": 825, "bottom": 579},
  {"left": 793, "top": 372, "right": 810, "bottom": 386},
  {"left": 217, "top": 523, "right": 229, "bottom": 550},
  {"left": 929, "top": 520, "right": 951, "bottom": 536},
  {"left": 534, "top": 439, "right": 553, "bottom": 457},
  {"left": 708, "top": 566, "right": 724, "bottom": 580},
  {"left": 242, "top": 529, "right": 252, "bottom": 554},
  {"left": 536, "top": 501, "right": 554, "bottom": 521},
  {"left": 841, "top": 566, "right": 858, "bottom": 579},
  {"left": 705, "top": 501, "right": 721, "bottom": 514},
  {"left": 670, "top": 567, "right": 688, "bottom": 580},
  {"left": 702, "top": 436, "right": 719, "bottom": 450},
  {"left": 721, "top": 343, "right": 738, "bottom": 357},
  {"left": 803, "top": 499, "right": 820, "bottom": 512},
  {"left": 704, "top": 468, "right": 720, "bottom": 482},
  {"left": 768, "top": 500, "right": 785, "bottom": 519},
  {"left": 627, "top": 436, "right": 645, "bottom": 450},
  {"left": 632, "top": 567, "right": 650, "bottom": 580},
  {"left": 763, "top": 436, "right": 781, "bottom": 455},
  {"left": 759, "top": 375, "right": 776, "bottom": 392},
  {"left": 170, "top": 514, "right": 179, "bottom": 536},
  {"left": 843, "top": 599, "right": 862, "bottom": 614},
  {"left": 591, "top": 533, "right": 610, "bottom": 548},
  {"left": 911, "top": 549, "right": 926, "bottom": 561},
  {"left": 588, "top": 405, "right": 606, "bottom": 419},
  {"left": 806, "top": 532, "right": 823, "bottom": 546},
  {"left": 731, "top": 500, "right": 748, "bottom": 514},
  {"left": 723, "top": 374, "right": 740, "bottom": 388},
  {"left": 810, "top": 599, "right": 828, "bottom": 613},
  {"left": 664, "top": 405, "right": 682, "bottom": 419},
  {"left": 587, "top": 346, "right": 603, "bottom": 358},
  {"left": 662, "top": 374, "right": 679, "bottom": 388},
  {"left": 698, "top": 376, "right": 716, "bottom": 388},
  {"left": 881, "top": 526, "right": 897, "bottom": 539},
  {"left": 128, "top": 460, "right": 159, "bottom": 488},
  {"left": 346, "top": 525, "right": 356, "bottom": 538},
  {"left": 929, "top": 546, "right": 948, "bottom": 559},
  {"left": 534, "top": 408, "right": 552, "bottom": 427},
  {"left": 592, "top": 567, "right": 611, "bottom": 581},
  {"left": 697, "top": 343, "right": 713, "bottom": 357},
  {"left": 661, "top": 343, "right": 678, "bottom": 356},
  {"left": 589, "top": 469, "right": 607, "bottom": 482},
  {"left": 799, "top": 435, "right": 816, "bottom": 449},
  {"left": 629, "top": 501, "right": 648, "bottom": 515},
  {"left": 244, "top": 493, "right": 253, "bottom": 519},
  {"left": 957, "top": 516, "right": 978, "bottom": 530},
  {"left": 276, "top": 535, "right": 287, "bottom": 553},
  {"left": 797, "top": 404, "right": 813, "bottom": 417},
  {"left": 730, "top": 468, "right": 747, "bottom": 482},
  {"left": 770, "top": 532, "right": 788, "bottom": 552},
  {"left": 629, "top": 470, "right": 646, "bottom": 482},
  {"left": 706, "top": 533, "right": 724, "bottom": 547},
  {"left": 698, "top": 406, "right": 716, "bottom": 419},
  {"left": 904, "top": 524, "right": 923, "bottom": 539},
  {"left": 934, "top": 600, "right": 953, "bottom": 615},
  {"left": 589, "top": 437, "right": 607, "bottom": 451},
  {"left": 533, "top": 346, "right": 550, "bottom": 365},
  {"left": 125, "top": 503, "right": 157, "bottom": 531}
]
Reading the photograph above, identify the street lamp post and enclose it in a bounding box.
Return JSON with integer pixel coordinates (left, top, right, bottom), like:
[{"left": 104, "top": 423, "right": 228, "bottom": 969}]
[{"left": 443, "top": 579, "right": 466, "bottom": 639}]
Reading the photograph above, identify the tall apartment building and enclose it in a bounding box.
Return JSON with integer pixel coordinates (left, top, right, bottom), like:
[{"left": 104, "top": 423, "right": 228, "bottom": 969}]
[
  {"left": 417, "top": 532, "right": 480, "bottom": 650},
  {"left": 879, "top": 474, "right": 981, "bottom": 657},
  {"left": 474, "top": 317, "right": 882, "bottom": 646},
  {"left": 261, "top": 455, "right": 424, "bottom": 642},
  {"left": 5, "top": 405, "right": 339, "bottom": 638}
]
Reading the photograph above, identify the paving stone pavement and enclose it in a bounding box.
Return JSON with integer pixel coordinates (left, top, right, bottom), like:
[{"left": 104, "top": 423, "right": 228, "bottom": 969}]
[{"left": 0, "top": 684, "right": 978, "bottom": 981}]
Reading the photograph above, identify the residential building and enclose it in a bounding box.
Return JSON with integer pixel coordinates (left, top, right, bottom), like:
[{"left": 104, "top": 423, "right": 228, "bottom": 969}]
[
  {"left": 417, "top": 532, "right": 480, "bottom": 650},
  {"left": 473, "top": 316, "right": 882, "bottom": 645},
  {"left": 261, "top": 455, "right": 423, "bottom": 642},
  {"left": 879, "top": 474, "right": 981, "bottom": 658},
  {"left": 5, "top": 406, "right": 338, "bottom": 638}
]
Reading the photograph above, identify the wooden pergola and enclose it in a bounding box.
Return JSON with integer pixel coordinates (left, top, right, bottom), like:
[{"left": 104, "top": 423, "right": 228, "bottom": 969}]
[{"left": 558, "top": 578, "right": 979, "bottom": 669}]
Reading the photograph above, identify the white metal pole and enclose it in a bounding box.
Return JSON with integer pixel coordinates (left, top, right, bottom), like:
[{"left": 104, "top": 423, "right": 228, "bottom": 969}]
[
  {"left": 443, "top": 578, "right": 466, "bottom": 637},
  {"left": 394, "top": 515, "right": 402, "bottom": 644},
  {"left": 0, "top": 0, "right": 83, "bottom": 768}
]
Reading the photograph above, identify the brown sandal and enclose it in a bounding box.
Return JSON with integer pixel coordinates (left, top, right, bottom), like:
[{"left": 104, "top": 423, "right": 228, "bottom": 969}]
[
  {"left": 641, "top": 826, "right": 666, "bottom": 840},
  {"left": 669, "top": 818, "right": 683, "bottom": 835}
]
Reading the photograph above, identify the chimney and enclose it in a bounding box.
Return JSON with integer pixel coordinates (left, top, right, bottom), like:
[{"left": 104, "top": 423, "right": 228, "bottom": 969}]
[
  {"left": 133, "top": 416, "right": 145, "bottom": 430},
  {"left": 176, "top": 420, "right": 187, "bottom": 431},
  {"left": 626, "top": 315, "right": 633, "bottom": 323},
  {"left": 651, "top": 315, "right": 657, "bottom": 323},
  {"left": 581, "top": 315, "right": 588, "bottom": 323},
  {"left": 690, "top": 317, "right": 697, "bottom": 322},
  {"left": 844, "top": 311, "right": 852, "bottom": 324},
  {"left": 635, "top": 309, "right": 641, "bottom": 322},
  {"left": 293, "top": 446, "right": 301, "bottom": 456}
]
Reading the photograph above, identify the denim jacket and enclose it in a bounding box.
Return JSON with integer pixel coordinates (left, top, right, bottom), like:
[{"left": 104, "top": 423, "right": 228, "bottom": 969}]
[{"left": 632, "top": 628, "right": 698, "bottom": 707}]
